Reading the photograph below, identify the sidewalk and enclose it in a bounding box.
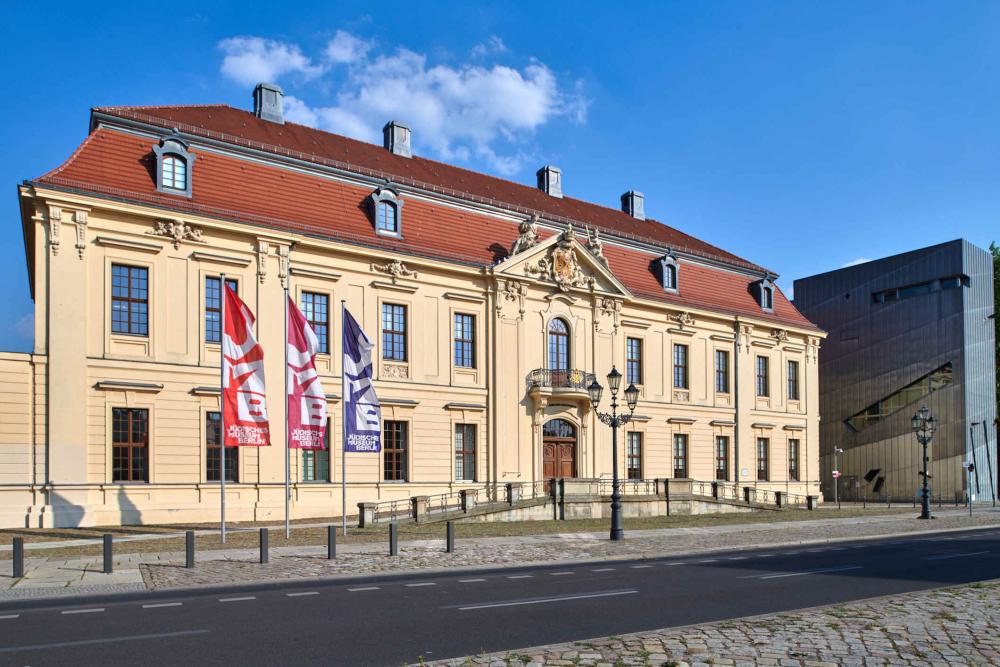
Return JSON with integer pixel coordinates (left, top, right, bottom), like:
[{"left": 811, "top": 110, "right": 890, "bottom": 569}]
[
  {"left": 2, "top": 509, "right": 999, "bottom": 601},
  {"left": 422, "top": 578, "right": 1000, "bottom": 666}
]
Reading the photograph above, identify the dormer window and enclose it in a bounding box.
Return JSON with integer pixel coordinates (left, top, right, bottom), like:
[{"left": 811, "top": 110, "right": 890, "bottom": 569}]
[
  {"left": 752, "top": 274, "right": 777, "bottom": 312},
  {"left": 659, "top": 253, "right": 680, "bottom": 293},
  {"left": 370, "top": 185, "right": 403, "bottom": 237},
  {"left": 152, "top": 132, "right": 195, "bottom": 198}
]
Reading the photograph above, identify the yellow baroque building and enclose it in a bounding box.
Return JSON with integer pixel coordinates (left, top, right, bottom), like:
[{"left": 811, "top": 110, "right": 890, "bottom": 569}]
[{"left": 0, "top": 84, "right": 824, "bottom": 527}]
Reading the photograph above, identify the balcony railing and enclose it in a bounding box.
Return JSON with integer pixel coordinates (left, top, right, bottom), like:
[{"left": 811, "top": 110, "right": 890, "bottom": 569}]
[{"left": 525, "top": 368, "right": 597, "bottom": 392}]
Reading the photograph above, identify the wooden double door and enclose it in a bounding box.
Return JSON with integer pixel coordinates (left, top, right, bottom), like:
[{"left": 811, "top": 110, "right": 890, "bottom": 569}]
[{"left": 542, "top": 418, "right": 577, "bottom": 479}]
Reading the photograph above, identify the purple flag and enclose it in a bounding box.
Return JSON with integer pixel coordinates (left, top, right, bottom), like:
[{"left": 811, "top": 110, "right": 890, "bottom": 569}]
[{"left": 342, "top": 307, "right": 381, "bottom": 452}]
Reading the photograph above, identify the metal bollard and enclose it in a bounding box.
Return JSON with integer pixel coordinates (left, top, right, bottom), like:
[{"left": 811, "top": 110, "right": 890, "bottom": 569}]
[
  {"left": 389, "top": 523, "right": 398, "bottom": 556},
  {"left": 103, "top": 534, "right": 113, "bottom": 574},
  {"left": 185, "top": 531, "right": 195, "bottom": 569},
  {"left": 327, "top": 525, "right": 336, "bottom": 560},
  {"left": 446, "top": 521, "right": 455, "bottom": 553},
  {"left": 259, "top": 528, "right": 269, "bottom": 564},
  {"left": 12, "top": 537, "right": 23, "bottom": 579}
]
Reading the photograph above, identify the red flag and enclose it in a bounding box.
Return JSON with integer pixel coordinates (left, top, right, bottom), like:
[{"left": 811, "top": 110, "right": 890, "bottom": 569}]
[
  {"left": 222, "top": 286, "right": 270, "bottom": 446},
  {"left": 287, "top": 296, "right": 328, "bottom": 449}
]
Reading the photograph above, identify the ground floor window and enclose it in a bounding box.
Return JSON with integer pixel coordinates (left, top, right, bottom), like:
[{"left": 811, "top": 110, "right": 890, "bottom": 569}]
[
  {"left": 715, "top": 436, "right": 729, "bottom": 481},
  {"left": 757, "top": 437, "right": 770, "bottom": 481},
  {"left": 206, "top": 411, "right": 238, "bottom": 482},
  {"left": 302, "top": 423, "right": 330, "bottom": 482},
  {"left": 384, "top": 421, "right": 408, "bottom": 481},
  {"left": 627, "top": 432, "right": 642, "bottom": 479},
  {"left": 788, "top": 439, "right": 800, "bottom": 481},
  {"left": 454, "top": 423, "right": 476, "bottom": 481},
  {"left": 112, "top": 407, "right": 149, "bottom": 482},
  {"left": 673, "top": 434, "right": 688, "bottom": 478}
]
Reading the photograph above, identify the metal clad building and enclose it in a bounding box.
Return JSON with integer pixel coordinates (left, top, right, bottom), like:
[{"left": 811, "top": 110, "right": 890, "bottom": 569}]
[{"left": 794, "top": 240, "right": 997, "bottom": 503}]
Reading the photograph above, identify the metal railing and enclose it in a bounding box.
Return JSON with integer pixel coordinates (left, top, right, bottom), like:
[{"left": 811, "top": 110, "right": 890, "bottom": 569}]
[
  {"left": 783, "top": 492, "right": 810, "bottom": 508},
  {"left": 714, "top": 482, "right": 740, "bottom": 501},
  {"left": 745, "top": 487, "right": 777, "bottom": 506},
  {"left": 372, "top": 498, "right": 411, "bottom": 525},
  {"left": 525, "top": 368, "right": 597, "bottom": 391},
  {"left": 425, "top": 491, "right": 463, "bottom": 517},
  {"left": 692, "top": 480, "right": 713, "bottom": 498},
  {"left": 597, "top": 478, "right": 657, "bottom": 496}
]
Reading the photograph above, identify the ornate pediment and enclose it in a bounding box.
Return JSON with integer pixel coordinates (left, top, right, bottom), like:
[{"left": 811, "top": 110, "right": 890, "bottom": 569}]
[{"left": 495, "top": 224, "right": 631, "bottom": 299}]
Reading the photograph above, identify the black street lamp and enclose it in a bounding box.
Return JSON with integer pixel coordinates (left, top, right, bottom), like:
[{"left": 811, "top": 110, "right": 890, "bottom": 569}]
[
  {"left": 911, "top": 405, "right": 938, "bottom": 520},
  {"left": 588, "top": 366, "right": 639, "bottom": 541}
]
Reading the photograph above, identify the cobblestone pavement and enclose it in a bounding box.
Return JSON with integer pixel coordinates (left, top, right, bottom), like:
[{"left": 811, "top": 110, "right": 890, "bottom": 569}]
[
  {"left": 3, "top": 510, "right": 1000, "bottom": 599},
  {"left": 423, "top": 579, "right": 1000, "bottom": 666},
  {"left": 140, "top": 510, "right": 1000, "bottom": 591}
]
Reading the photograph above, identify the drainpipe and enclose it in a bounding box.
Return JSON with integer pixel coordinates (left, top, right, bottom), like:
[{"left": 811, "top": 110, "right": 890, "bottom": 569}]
[{"left": 733, "top": 319, "right": 741, "bottom": 489}]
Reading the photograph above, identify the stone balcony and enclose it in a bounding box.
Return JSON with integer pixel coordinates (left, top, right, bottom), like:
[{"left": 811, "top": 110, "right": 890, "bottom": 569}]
[{"left": 525, "top": 368, "right": 596, "bottom": 409}]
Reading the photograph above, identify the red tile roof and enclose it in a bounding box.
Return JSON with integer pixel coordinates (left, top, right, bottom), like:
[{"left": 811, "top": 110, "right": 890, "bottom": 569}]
[{"left": 34, "top": 120, "right": 817, "bottom": 330}]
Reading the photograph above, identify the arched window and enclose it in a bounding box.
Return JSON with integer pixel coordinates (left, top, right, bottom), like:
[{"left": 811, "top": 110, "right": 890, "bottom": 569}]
[
  {"left": 543, "top": 418, "right": 576, "bottom": 439},
  {"left": 370, "top": 185, "right": 404, "bottom": 237},
  {"left": 152, "top": 131, "right": 195, "bottom": 198},
  {"left": 659, "top": 253, "right": 679, "bottom": 293},
  {"left": 762, "top": 286, "right": 773, "bottom": 310},
  {"left": 376, "top": 200, "right": 398, "bottom": 234},
  {"left": 162, "top": 155, "right": 187, "bottom": 191},
  {"left": 548, "top": 318, "right": 570, "bottom": 371},
  {"left": 752, "top": 274, "right": 776, "bottom": 312}
]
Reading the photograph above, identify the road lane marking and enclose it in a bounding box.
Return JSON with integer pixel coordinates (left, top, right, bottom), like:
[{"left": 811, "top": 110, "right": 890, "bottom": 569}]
[
  {"left": 286, "top": 591, "right": 319, "bottom": 597},
  {"left": 549, "top": 571, "right": 574, "bottom": 576},
  {"left": 665, "top": 562, "right": 686, "bottom": 566},
  {"left": 219, "top": 596, "right": 255, "bottom": 603},
  {"left": 456, "top": 589, "right": 638, "bottom": 611},
  {"left": 591, "top": 568, "right": 615, "bottom": 572},
  {"left": 0, "top": 629, "right": 210, "bottom": 654},
  {"left": 758, "top": 554, "right": 774, "bottom": 558},
  {"left": 922, "top": 551, "right": 990, "bottom": 561},
  {"left": 507, "top": 575, "right": 532, "bottom": 579},
  {"left": 757, "top": 565, "right": 863, "bottom": 580},
  {"left": 727, "top": 557, "right": 747, "bottom": 561},
  {"left": 697, "top": 559, "right": 718, "bottom": 563},
  {"left": 630, "top": 564, "right": 653, "bottom": 569},
  {"left": 0, "top": 615, "right": 19, "bottom": 620},
  {"left": 458, "top": 578, "right": 485, "bottom": 583},
  {"left": 61, "top": 608, "right": 104, "bottom": 615},
  {"left": 142, "top": 602, "right": 183, "bottom": 609},
  {"left": 347, "top": 586, "right": 380, "bottom": 592},
  {"left": 405, "top": 582, "right": 436, "bottom": 587}
]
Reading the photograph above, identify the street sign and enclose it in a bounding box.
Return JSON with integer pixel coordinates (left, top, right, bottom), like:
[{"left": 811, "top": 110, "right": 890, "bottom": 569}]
[{"left": 832, "top": 470, "right": 841, "bottom": 478}]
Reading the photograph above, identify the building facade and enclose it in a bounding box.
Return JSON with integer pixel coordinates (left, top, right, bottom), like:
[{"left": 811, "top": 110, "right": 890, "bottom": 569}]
[
  {"left": 1, "top": 85, "right": 823, "bottom": 528},
  {"left": 794, "top": 240, "right": 997, "bottom": 503}
]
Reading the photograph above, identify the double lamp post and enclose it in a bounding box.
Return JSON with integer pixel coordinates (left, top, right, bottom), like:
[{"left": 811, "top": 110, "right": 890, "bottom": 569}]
[{"left": 587, "top": 367, "right": 639, "bottom": 541}]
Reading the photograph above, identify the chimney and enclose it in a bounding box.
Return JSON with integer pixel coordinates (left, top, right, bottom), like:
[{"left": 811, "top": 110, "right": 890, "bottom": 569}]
[
  {"left": 253, "top": 83, "right": 285, "bottom": 124},
  {"left": 383, "top": 121, "right": 412, "bottom": 158},
  {"left": 621, "top": 190, "right": 645, "bottom": 220},
  {"left": 536, "top": 165, "right": 563, "bottom": 198}
]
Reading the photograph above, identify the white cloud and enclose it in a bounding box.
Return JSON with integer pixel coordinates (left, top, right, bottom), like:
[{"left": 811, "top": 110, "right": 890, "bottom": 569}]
[
  {"left": 471, "top": 36, "right": 508, "bottom": 58},
  {"left": 219, "top": 37, "right": 325, "bottom": 86},
  {"left": 324, "top": 30, "right": 372, "bottom": 64},
  {"left": 10, "top": 313, "right": 33, "bottom": 343},
  {"left": 218, "top": 32, "right": 588, "bottom": 176},
  {"left": 841, "top": 257, "right": 873, "bottom": 268}
]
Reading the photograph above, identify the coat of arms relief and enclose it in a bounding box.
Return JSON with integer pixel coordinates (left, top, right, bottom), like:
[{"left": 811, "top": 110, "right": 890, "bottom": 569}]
[{"left": 523, "top": 224, "right": 596, "bottom": 293}]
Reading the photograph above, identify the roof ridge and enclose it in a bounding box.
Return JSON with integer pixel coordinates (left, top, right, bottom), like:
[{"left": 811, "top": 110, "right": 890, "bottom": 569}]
[{"left": 94, "top": 103, "right": 231, "bottom": 112}]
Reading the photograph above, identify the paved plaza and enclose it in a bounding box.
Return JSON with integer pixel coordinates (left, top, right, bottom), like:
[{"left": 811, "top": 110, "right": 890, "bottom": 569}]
[
  {"left": 1, "top": 509, "right": 999, "bottom": 599},
  {"left": 424, "top": 578, "right": 1000, "bottom": 666}
]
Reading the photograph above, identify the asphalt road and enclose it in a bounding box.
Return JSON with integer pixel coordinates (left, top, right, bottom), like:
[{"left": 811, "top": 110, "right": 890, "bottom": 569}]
[{"left": 1, "top": 527, "right": 999, "bottom": 666}]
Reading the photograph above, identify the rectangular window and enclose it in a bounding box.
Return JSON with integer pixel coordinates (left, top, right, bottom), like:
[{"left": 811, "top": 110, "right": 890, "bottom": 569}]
[
  {"left": 454, "top": 424, "right": 476, "bottom": 481},
  {"left": 627, "top": 432, "right": 642, "bottom": 480},
  {"left": 845, "top": 362, "right": 954, "bottom": 432},
  {"left": 673, "top": 434, "right": 688, "bottom": 478},
  {"left": 302, "top": 422, "right": 331, "bottom": 482},
  {"left": 112, "top": 407, "right": 149, "bottom": 482},
  {"left": 756, "top": 356, "right": 770, "bottom": 397},
  {"left": 715, "top": 350, "right": 730, "bottom": 393},
  {"left": 715, "top": 436, "right": 729, "bottom": 481},
  {"left": 453, "top": 314, "right": 476, "bottom": 368},
  {"left": 626, "top": 338, "right": 643, "bottom": 385},
  {"left": 381, "top": 303, "right": 407, "bottom": 362},
  {"left": 788, "top": 439, "right": 800, "bottom": 482},
  {"left": 205, "top": 277, "right": 238, "bottom": 344},
  {"left": 757, "top": 437, "right": 770, "bottom": 481},
  {"left": 301, "top": 292, "right": 330, "bottom": 354},
  {"left": 787, "top": 360, "right": 800, "bottom": 401},
  {"left": 673, "top": 344, "right": 689, "bottom": 389},
  {"left": 206, "top": 411, "right": 238, "bottom": 482},
  {"left": 383, "top": 420, "right": 408, "bottom": 481},
  {"left": 111, "top": 264, "right": 149, "bottom": 336}
]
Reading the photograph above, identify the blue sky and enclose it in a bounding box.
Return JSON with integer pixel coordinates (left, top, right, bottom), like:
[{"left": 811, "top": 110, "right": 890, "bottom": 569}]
[{"left": 2, "top": 1, "right": 999, "bottom": 351}]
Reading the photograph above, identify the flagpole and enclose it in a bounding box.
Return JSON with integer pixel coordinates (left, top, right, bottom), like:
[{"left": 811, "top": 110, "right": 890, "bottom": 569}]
[
  {"left": 341, "top": 299, "right": 348, "bottom": 537},
  {"left": 284, "top": 287, "right": 291, "bottom": 539},
  {"left": 219, "top": 273, "right": 227, "bottom": 544}
]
